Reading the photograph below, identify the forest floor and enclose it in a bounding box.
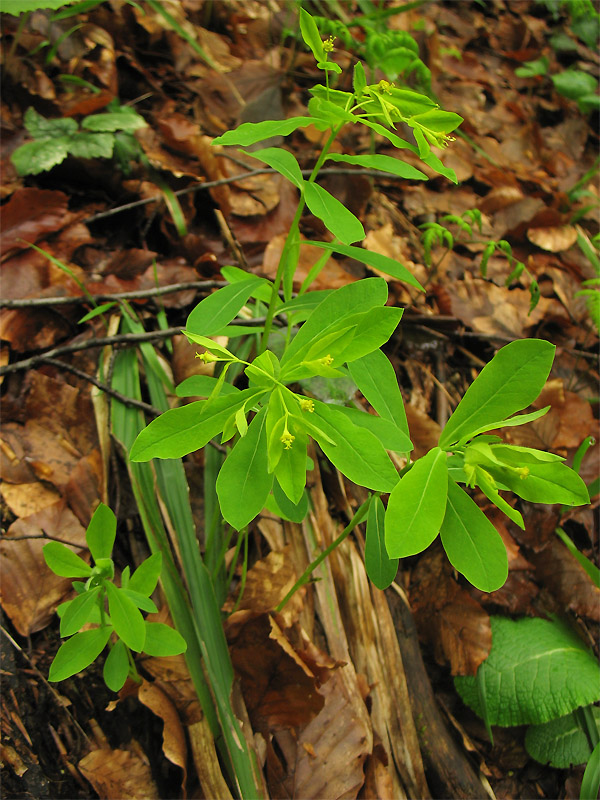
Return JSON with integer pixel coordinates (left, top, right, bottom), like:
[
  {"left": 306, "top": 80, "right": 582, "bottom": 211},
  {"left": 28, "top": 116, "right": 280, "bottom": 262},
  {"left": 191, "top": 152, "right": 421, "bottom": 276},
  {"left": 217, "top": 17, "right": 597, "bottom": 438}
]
[{"left": 1, "top": 1, "right": 599, "bottom": 798}]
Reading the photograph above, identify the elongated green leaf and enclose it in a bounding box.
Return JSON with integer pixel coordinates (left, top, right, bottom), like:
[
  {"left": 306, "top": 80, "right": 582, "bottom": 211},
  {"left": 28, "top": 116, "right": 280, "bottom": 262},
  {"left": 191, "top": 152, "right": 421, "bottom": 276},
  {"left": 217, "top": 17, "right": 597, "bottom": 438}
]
[
  {"left": 86, "top": 503, "right": 116, "bottom": 562},
  {"left": 440, "top": 478, "right": 508, "bottom": 591},
  {"left": 128, "top": 552, "right": 162, "bottom": 596},
  {"left": 130, "top": 390, "right": 260, "bottom": 461},
  {"left": 180, "top": 332, "right": 237, "bottom": 360},
  {"left": 333, "top": 406, "right": 411, "bottom": 453},
  {"left": 385, "top": 447, "right": 448, "bottom": 558},
  {"left": 299, "top": 7, "right": 325, "bottom": 61},
  {"left": 581, "top": 741, "right": 600, "bottom": 800},
  {"left": 304, "top": 182, "right": 365, "bottom": 245},
  {"left": 488, "top": 460, "right": 589, "bottom": 506},
  {"left": 304, "top": 240, "right": 423, "bottom": 289},
  {"left": 525, "top": 707, "right": 600, "bottom": 768},
  {"left": 327, "top": 152, "right": 427, "bottom": 180},
  {"left": 49, "top": 626, "right": 112, "bottom": 682},
  {"left": 410, "top": 109, "right": 463, "bottom": 134},
  {"left": 474, "top": 466, "right": 525, "bottom": 529},
  {"left": 186, "top": 279, "right": 264, "bottom": 337},
  {"left": 366, "top": 496, "right": 398, "bottom": 590},
  {"left": 455, "top": 406, "right": 551, "bottom": 445},
  {"left": 455, "top": 617, "right": 600, "bottom": 726},
  {"left": 281, "top": 277, "right": 387, "bottom": 371},
  {"left": 143, "top": 622, "right": 187, "bottom": 656},
  {"left": 120, "top": 589, "right": 157, "bottom": 614},
  {"left": 340, "top": 306, "right": 403, "bottom": 364},
  {"left": 43, "top": 541, "right": 92, "bottom": 578},
  {"left": 246, "top": 147, "right": 303, "bottom": 190},
  {"left": 311, "top": 401, "right": 398, "bottom": 492},
  {"left": 105, "top": 582, "right": 146, "bottom": 652},
  {"left": 60, "top": 586, "right": 101, "bottom": 637},
  {"left": 216, "top": 407, "right": 273, "bottom": 530},
  {"left": 103, "top": 639, "right": 130, "bottom": 692},
  {"left": 81, "top": 108, "right": 146, "bottom": 133},
  {"left": 273, "top": 426, "right": 308, "bottom": 504},
  {"left": 439, "top": 340, "right": 556, "bottom": 448},
  {"left": 271, "top": 482, "right": 309, "bottom": 522},
  {"left": 348, "top": 349, "right": 411, "bottom": 444},
  {"left": 212, "top": 117, "right": 326, "bottom": 147},
  {"left": 176, "top": 375, "right": 239, "bottom": 398}
]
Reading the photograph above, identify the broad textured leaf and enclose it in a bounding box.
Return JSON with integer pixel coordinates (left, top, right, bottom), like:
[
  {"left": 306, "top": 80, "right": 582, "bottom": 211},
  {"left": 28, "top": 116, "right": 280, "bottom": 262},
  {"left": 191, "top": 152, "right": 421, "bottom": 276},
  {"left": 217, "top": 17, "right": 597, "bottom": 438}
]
[
  {"left": 440, "top": 477, "right": 508, "bottom": 591},
  {"left": 143, "top": 622, "right": 187, "bottom": 656},
  {"left": 81, "top": 109, "right": 147, "bottom": 132},
  {"left": 60, "top": 586, "right": 101, "bottom": 637},
  {"left": 86, "top": 503, "right": 116, "bottom": 562},
  {"left": 525, "top": 707, "right": 600, "bottom": 768},
  {"left": 23, "top": 107, "right": 77, "bottom": 138},
  {"left": 304, "top": 240, "right": 423, "bottom": 289},
  {"left": 311, "top": 401, "right": 398, "bottom": 492},
  {"left": 385, "top": 447, "right": 448, "bottom": 558},
  {"left": 128, "top": 552, "right": 162, "bottom": 596},
  {"left": 216, "top": 407, "right": 273, "bottom": 530},
  {"left": 455, "top": 617, "right": 600, "bottom": 726},
  {"left": 247, "top": 147, "right": 303, "bottom": 190},
  {"left": 327, "top": 152, "right": 427, "bottom": 180},
  {"left": 439, "top": 340, "right": 555, "bottom": 448},
  {"left": 129, "top": 390, "right": 259, "bottom": 461},
  {"left": 212, "top": 117, "right": 326, "bottom": 147},
  {"left": 105, "top": 582, "right": 146, "bottom": 652},
  {"left": 103, "top": 639, "right": 130, "bottom": 692},
  {"left": 348, "top": 350, "right": 411, "bottom": 444},
  {"left": 366, "top": 496, "right": 398, "bottom": 590},
  {"left": 67, "top": 132, "right": 114, "bottom": 160},
  {"left": 43, "top": 541, "right": 92, "bottom": 578},
  {"left": 11, "top": 138, "right": 70, "bottom": 176},
  {"left": 186, "top": 279, "right": 264, "bottom": 336},
  {"left": 49, "top": 626, "right": 112, "bottom": 682},
  {"left": 304, "top": 182, "right": 365, "bottom": 245}
]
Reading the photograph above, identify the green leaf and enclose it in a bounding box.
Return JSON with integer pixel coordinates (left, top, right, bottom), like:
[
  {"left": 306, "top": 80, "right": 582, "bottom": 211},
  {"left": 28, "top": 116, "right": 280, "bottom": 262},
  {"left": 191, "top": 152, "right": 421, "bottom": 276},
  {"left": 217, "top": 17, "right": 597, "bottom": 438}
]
[
  {"left": 186, "top": 279, "right": 264, "bottom": 337},
  {"left": 353, "top": 61, "right": 367, "bottom": 96},
  {"left": 525, "top": 707, "right": 600, "bottom": 768},
  {"left": 551, "top": 70, "right": 597, "bottom": 100},
  {"left": 212, "top": 117, "right": 326, "bottom": 147},
  {"left": 304, "top": 241, "right": 423, "bottom": 289},
  {"left": 67, "top": 132, "right": 114, "bottom": 160},
  {"left": 348, "top": 349, "right": 410, "bottom": 444},
  {"left": 338, "top": 306, "right": 403, "bottom": 364},
  {"left": 581, "top": 741, "right": 600, "bottom": 800},
  {"left": 311, "top": 401, "right": 398, "bottom": 492},
  {"left": 49, "top": 626, "right": 112, "bottom": 682},
  {"left": 304, "top": 182, "right": 365, "bottom": 245},
  {"left": 299, "top": 7, "right": 325, "bottom": 61},
  {"left": 103, "top": 639, "right": 130, "bottom": 692},
  {"left": 86, "top": 502, "right": 116, "bottom": 562},
  {"left": 130, "top": 390, "right": 260, "bottom": 461},
  {"left": 410, "top": 109, "right": 463, "bottom": 134},
  {"left": 23, "top": 107, "right": 78, "bottom": 138},
  {"left": 366, "top": 495, "right": 398, "bottom": 590},
  {"left": 333, "top": 405, "right": 412, "bottom": 453},
  {"left": 120, "top": 589, "right": 158, "bottom": 614},
  {"left": 81, "top": 108, "right": 147, "bottom": 132},
  {"left": 60, "top": 586, "right": 101, "bottom": 637},
  {"left": 246, "top": 147, "right": 304, "bottom": 190},
  {"left": 143, "top": 622, "right": 187, "bottom": 657},
  {"left": 326, "top": 152, "right": 427, "bottom": 180},
  {"left": 270, "top": 482, "right": 309, "bottom": 523},
  {"left": 128, "top": 551, "right": 163, "bottom": 597},
  {"left": 385, "top": 447, "right": 448, "bottom": 558},
  {"left": 105, "top": 582, "right": 146, "bottom": 652},
  {"left": 273, "top": 425, "right": 308, "bottom": 504},
  {"left": 488, "top": 460, "right": 589, "bottom": 506},
  {"left": 454, "top": 617, "right": 600, "bottom": 726},
  {"left": 216, "top": 407, "right": 273, "bottom": 530},
  {"left": 439, "top": 339, "right": 556, "bottom": 448},
  {"left": 43, "top": 541, "right": 92, "bottom": 578},
  {"left": 455, "top": 406, "right": 551, "bottom": 445},
  {"left": 440, "top": 477, "right": 508, "bottom": 591},
  {"left": 11, "top": 138, "right": 70, "bottom": 176},
  {"left": 176, "top": 375, "right": 239, "bottom": 398},
  {"left": 181, "top": 332, "right": 238, "bottom": 360}
]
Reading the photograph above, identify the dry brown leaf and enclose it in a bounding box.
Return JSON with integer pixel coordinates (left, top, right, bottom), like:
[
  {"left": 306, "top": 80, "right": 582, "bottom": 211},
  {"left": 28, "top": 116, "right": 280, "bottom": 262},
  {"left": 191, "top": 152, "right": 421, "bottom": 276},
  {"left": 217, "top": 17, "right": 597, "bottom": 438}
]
[
  {"left": 222, "top": 546, "right": 299, "bottom": 618},
  {"left": 0, "top": 500, "right": 87, "bottom": 635},
  {"left": 78, "top": 747, "right": 159, "bottom": 800},
  {"left": 527, "top": 224, "right": 578, "bottom": 253},
  {"left": 0, "top": 481, "right": 61, "bottom": 518},
  {"left": 0, "top": 189, "right": 69, "bottom": 257},
  {"left": 263, "top": 235, "right": 354, "bottom": 291},
  {"left": 137, "top": 680, "right": 187, "bottom": 791}
]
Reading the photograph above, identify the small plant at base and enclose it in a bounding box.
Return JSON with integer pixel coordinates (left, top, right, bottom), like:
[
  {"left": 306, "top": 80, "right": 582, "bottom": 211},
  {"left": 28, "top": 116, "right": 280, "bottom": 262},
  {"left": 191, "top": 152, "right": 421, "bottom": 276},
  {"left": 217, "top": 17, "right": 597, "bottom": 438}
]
[
  {"left": 43, "top": 503, "right": 187, "bottom": 692},
  {"left": 128, "top": 9, "right": 589, "bottom": 597}
]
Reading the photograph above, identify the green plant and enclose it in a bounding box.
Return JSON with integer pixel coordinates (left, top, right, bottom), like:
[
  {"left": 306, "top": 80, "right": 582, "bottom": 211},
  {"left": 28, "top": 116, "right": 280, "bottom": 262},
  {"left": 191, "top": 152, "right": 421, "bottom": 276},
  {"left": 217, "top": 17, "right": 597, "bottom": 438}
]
[
  {"left": 10, "top": 103, "right": 147, "bottom": 176},
  {"left": 43, "top": 502, "right": 187, "bottom": 691},
  {"left": 455, "top": 616, "right": 600, "bottom": 798},
  {"left": 127, "top": 10, "right": 588, "bottom": 598}
]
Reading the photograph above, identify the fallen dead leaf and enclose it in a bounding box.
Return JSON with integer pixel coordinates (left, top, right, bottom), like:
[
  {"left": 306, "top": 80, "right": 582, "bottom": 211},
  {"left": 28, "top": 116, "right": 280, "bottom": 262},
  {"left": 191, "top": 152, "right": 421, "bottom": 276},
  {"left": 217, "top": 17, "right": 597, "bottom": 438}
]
[
  {"left": 78, "top": 746, "right": 159, "bottom": 800},
  {"left": 0, "top": 481, "right": 61, "bottom": 518},
  {"left": 137, "top": 680, "right": 187, "bottom": 792},
  {"left": 527, "top": 224, "right": 578, "bottom": 253}
]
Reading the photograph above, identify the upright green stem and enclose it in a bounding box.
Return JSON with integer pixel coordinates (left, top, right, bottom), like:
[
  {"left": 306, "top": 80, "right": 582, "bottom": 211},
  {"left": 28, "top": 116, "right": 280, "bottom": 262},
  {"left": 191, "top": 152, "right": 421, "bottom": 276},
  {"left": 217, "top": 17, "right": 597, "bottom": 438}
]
[
  {"left": 275, "top": 496, "right": 372, "bottom": 612},
  {"left": 259, "top": 125, "right": 342, "bottom": 354}
]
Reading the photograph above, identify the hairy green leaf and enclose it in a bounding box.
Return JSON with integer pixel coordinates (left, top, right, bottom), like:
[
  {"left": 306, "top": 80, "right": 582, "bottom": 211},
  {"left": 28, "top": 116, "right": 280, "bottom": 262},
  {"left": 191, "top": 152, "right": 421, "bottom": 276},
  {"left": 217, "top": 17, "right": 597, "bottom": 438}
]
[{"left": 525, "top": 707, "right": 600, "bottom": 768}]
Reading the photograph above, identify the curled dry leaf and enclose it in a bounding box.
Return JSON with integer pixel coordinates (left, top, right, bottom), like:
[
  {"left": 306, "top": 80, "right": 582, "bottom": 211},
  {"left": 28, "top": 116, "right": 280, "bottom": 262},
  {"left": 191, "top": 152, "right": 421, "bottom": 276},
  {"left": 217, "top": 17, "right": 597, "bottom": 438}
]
[
  {"left": 527, "top": 224, "right": 578, "bottom": 253},
  {"left": 78, "top": 747, "right": 160, "bottom": 800},
  {"left": 137, "top": 680, "right": 187, "bottom": 790}
]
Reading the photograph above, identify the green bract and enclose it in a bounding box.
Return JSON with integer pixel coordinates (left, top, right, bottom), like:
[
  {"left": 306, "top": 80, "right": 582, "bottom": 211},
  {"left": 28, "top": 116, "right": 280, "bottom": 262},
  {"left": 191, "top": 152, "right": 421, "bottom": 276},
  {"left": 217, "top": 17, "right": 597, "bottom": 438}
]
[{"left": 44, "top": 503, "right": 186, "bottom": 691}]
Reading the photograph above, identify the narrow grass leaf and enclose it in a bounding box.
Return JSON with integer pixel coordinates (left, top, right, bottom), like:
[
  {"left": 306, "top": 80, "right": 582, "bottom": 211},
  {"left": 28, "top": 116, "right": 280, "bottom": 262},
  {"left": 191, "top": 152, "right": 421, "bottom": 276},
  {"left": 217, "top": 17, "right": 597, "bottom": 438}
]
[{"left": 385, "top": 446, "right": 448, "bottom": 557}]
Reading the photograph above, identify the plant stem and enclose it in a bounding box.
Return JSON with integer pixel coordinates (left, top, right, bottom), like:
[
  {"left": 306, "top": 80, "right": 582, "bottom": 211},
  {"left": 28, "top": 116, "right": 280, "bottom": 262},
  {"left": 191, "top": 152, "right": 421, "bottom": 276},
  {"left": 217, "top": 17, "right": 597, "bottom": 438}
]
[
  {"left": 259, "top": 125, "right": 342, "bottom": 354},
  {"left": 275, "top": 495, "right": 372, "bottom": 612}
]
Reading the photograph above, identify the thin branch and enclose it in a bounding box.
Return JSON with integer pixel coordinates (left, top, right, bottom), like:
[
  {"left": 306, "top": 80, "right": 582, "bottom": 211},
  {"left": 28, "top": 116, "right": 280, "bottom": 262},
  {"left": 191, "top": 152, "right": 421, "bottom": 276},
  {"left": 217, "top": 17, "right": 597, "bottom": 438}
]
[{"left": 0, "top": 280, "right": 225, "bottom": 309}]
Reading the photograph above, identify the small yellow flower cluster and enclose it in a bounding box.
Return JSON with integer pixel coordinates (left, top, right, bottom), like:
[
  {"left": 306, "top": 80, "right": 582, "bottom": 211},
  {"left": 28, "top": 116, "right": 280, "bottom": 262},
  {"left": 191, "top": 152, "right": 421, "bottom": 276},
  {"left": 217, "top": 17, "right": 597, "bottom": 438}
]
[
  {"left": 299, "top": 397, "right": 314, "bottom": 413},
  {"left": 377, "top": 80, "right": 394, "bottom": 94},
  {"left": 323, "top": 35, "right": 335, "bottom": 53},
  {"left": 319, "top": 354, "right": 333, "bottom": 366},
  {"left": 280, "top": 431, "right": 295, "bottom": 450},
  {"left": 196, "top": 351, "right": 218, "bottom": 363}
]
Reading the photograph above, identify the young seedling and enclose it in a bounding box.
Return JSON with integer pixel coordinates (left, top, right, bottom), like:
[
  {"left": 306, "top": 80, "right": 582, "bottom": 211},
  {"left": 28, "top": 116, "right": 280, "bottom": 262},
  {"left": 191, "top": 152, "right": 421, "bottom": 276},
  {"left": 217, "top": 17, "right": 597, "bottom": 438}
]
[{"left": 43, "top": 503, "right": 186, "bottom": 692}]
